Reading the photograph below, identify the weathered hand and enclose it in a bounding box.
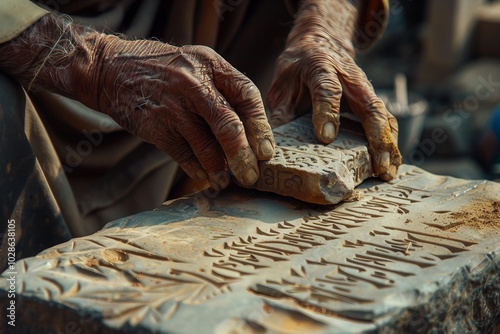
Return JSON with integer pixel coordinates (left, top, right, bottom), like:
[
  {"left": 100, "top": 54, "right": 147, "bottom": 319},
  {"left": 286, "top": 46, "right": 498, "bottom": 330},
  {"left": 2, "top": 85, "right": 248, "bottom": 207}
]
[
  {"left": 267, "top": 0, "right": 401, "bottom": 180},
  {"left": 79, "top": 38, "right": 275, "bottom": 186},
  {"left": 0, "top": 14, "right": 275, "bottom": 187}
]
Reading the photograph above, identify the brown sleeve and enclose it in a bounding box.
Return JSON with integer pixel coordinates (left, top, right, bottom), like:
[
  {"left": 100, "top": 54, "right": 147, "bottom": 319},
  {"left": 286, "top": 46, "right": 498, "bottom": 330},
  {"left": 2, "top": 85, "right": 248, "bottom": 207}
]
[
  {"left": 354, "top": 0, "right": 389, "bottom": 50},
  {"left": 0, "top": 0, "right": 49, "bottom": 44}
]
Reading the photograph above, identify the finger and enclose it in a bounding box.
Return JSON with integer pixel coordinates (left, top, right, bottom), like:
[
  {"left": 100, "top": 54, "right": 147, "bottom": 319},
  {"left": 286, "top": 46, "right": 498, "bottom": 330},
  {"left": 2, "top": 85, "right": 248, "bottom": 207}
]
[
  {"left": 267, "top": 67, "right": 297, "bottom": 129},
  {"left": 364, "top": 117, "right": 400, "bottom": 181},
  {"left": 197, "top": 90, "right": 260, "bottom": 186},
  {"left": 124, "top": 94, "right": 211, "bottom": 182},
  {"left": 340, "top": 63, "right": 401, "bottom": 180},
  {"left": 267, "top": 51, "right": 318, "bottom": 129},
  {"left": 304, "top": 57, "right": 343, "bottom": 144},
  {"left": 178, "top": 117, "right": 226, "bottom": 176},
  {"left": 212, "top": 60, "right": 275, "bottom": 161},
  {"left": 161, "top": 136, "right": 209, "bottom": 183}
]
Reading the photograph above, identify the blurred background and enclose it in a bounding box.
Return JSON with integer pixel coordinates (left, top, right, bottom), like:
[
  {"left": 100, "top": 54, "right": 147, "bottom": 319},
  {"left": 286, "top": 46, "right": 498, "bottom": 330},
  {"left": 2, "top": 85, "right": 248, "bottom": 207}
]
[{"left": 356, "top": 0, "right": 500, "bottom": 182}]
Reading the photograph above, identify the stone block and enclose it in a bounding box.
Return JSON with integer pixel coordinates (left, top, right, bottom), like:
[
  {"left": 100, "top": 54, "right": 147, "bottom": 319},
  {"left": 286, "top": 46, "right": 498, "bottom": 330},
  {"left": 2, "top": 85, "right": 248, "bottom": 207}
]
[
  {"left": 251, "top": 115, "right": 373, "bottom": 205},
  {"left": 1, "top": 165, "right": 500, "bottom": 333}
]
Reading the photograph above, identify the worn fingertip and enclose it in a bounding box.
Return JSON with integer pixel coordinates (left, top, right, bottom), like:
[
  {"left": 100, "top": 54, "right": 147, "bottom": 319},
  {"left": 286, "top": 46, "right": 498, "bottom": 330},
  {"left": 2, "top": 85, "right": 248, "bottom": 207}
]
[
  {"left": 242, "top": 168, "right": 259, "bottom": 185},
  {"left": 379, "top": 172, "right": 395, "bottom": 181},
  {"left": 321, "top": 122, "right": 337, "bottom": 143},
  {"left": 375, "top": 151, "right": 400, "bottom": 181},
  {"left": 227, "top": 146, "right": 260, "bottom": 186},
  {"left": 313, "top": 104, "right": 340, "bottom": 144},
  {"left": 380, "top": 151, "right": 391, "bottom": 171},
  {"left": 381, "top": 163, "right": 399, "bottom": 181},
  {"left": 231, "top": 166, "right": 259, "bottom": 186},
  {"left": 316, "top": 119, "right": 339, "bottom": 144},
  {"left": 244, "top": 117, "right": 276, "bottom": 160}
]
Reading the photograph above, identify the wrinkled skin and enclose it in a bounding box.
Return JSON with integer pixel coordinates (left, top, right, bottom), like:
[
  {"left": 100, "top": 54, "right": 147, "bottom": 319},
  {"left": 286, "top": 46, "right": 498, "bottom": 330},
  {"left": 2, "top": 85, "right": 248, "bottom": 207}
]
[
  {"left": 0, "top": 14, "right": 275, "bottom": 188},
  {"left": 268, "top": 0, "right": 402, "bottom": 180},
  {"left": 81, "top": 37, "right": 275, "bottom": 186},
  {"left": 0, "top": 0, "right": 401, "bottom": 187}
]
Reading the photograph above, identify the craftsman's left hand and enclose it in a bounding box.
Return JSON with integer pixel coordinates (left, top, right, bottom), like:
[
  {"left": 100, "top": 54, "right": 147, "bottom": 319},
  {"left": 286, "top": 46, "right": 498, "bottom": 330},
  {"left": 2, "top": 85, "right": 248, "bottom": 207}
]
[
  {"left": 267, "top": 0, "right": 401, "bottom": 181},
  {"left": 0, "top": 14, "right": 275, "bottom": 188}
]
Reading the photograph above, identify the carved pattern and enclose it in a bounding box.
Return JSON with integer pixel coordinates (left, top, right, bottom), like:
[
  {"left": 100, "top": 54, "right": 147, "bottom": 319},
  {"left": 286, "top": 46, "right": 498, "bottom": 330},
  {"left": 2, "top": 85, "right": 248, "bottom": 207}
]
[
  {"left": 252, "top": 115, "right": 374, "bottom": 204},
  {"left": 1, "top": 166, "right": 499, "bottom": 333}
]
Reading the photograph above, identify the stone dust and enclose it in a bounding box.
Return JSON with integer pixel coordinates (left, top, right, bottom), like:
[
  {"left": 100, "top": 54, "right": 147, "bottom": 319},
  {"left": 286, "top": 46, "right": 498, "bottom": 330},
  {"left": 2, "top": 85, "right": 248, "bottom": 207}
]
[{"left": 446, "top": 200, "right": 500, "bottom": 232}]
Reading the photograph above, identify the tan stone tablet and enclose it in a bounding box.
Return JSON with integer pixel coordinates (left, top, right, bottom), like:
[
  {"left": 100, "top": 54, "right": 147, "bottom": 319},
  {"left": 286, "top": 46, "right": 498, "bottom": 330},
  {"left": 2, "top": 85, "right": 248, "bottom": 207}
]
[{"left": 2, "top": 166, "right": 499, "bottom": 333}]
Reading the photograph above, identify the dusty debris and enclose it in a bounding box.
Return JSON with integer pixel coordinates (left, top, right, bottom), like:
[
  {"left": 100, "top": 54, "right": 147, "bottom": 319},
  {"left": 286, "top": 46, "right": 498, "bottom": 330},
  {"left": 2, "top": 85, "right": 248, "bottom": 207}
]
[
  {"left": 345, "top": 190, "right": 363, "bottom": 202},
  {"left": 445, "top": 200, "right": 500, "bottom": 232}
]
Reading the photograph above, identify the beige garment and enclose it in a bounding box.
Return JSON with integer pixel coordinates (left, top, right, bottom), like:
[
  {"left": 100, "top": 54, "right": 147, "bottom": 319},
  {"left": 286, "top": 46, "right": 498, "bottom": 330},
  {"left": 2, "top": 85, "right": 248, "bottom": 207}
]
[{"left": 0, "top": 0, "right": 48, "bottom": 43}]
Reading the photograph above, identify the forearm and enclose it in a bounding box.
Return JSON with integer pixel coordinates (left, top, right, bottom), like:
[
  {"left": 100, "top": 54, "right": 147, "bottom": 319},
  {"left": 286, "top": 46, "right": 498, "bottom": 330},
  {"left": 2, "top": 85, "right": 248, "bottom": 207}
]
[{"left": 0, "top": 13, "right": 98, "bottom": 104}]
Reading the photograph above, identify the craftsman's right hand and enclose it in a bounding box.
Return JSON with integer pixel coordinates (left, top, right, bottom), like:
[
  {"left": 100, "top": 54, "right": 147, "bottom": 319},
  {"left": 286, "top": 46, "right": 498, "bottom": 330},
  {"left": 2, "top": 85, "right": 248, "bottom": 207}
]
[
  {"left": 267, "top": 0, "right": 401, "bottom": 181},
  {"left": 0, "top": 14, "right": 275, "bottom": 187}
]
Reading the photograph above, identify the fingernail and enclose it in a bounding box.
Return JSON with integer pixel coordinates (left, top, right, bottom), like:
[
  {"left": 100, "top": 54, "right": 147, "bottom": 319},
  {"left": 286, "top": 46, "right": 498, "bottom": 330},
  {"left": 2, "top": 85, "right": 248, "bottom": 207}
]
[
  {"left": 322, "top": 122, "right": 336, "bottom": 142},
  {"left": 196, "top": 169, "right": 208, "bottom": 181},
  {"left": 243, "top": 168, "right": 258, "bottom": 185},
  {"left": 258, "top": 139, "right": 274, "bottom": 159},
  {"left": 381, "top": 151, "right": 391, "bottom": 170}
]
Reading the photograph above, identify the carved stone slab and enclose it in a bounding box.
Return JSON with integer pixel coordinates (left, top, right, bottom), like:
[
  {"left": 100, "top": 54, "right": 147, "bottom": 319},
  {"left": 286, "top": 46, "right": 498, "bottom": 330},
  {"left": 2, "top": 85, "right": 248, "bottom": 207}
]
[
  {"left": 1, "top": 166, "right": 500, "bottom": 333},
  {"left": 252, "top": 115, "right": 373, "bottom": 204}
]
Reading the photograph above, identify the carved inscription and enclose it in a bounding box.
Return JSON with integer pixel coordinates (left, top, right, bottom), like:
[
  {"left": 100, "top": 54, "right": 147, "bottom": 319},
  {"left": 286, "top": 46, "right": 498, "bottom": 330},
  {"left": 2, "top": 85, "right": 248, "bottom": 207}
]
[
  {"left": 261, "top": 167, "right": 303, "bottom": 193},
  {"left": 2, "top": 166, "right": 499, "bottom": 332},
  {"left": 250, "top": 115, "right": 374, "bottom": 204}
]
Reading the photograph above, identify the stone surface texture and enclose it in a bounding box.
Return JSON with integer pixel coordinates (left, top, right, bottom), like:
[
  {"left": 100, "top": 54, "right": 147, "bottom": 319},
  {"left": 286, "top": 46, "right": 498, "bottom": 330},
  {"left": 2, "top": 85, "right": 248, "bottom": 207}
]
[
  {"left": 1, "top": 165, "right": 500, "bottom": 333},
  {"left": 252, "top": 115, "right": 373, "bottom": 204}
]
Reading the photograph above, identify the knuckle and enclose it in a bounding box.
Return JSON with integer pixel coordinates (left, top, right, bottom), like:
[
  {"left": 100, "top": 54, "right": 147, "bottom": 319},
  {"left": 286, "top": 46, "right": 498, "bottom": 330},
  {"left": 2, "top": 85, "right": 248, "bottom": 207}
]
[
  {"left": 313, "top": 100, "right": 338, "bottom": 117},
  {"left": 241, "top": 80, "right": 261, "bottom": 99},
  {"left": 304, "top": 61, "right": 342, "bottom": 94},
  {"left": 365, "top": 97, "right": 386, "bottom": 113},
  {"left": 356, "top": 88, "right": 386, "bottom": 118},
  {"left": 389, "top": 116, "right": 399, "bottom": 133},
  {"left": 227, "top": 75, "right": 261, "bottom": 101},
  {"left": 214, "top": 114, "right": 245, "bottom": 143},
  {"left": 313, "top": 78, "right": 342, "bottom": 102},
  {"left": 234, "top": 83, "right": 263, "bottom": 114},
  {"left": 189, "top": 45, "right": 229, "bottom": 72},
  {"left": 170, "top": 146, "right": 196, "bottom": 166},
  {"left": 182, "top": 45, "right": 216, "bottom": 58}
]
